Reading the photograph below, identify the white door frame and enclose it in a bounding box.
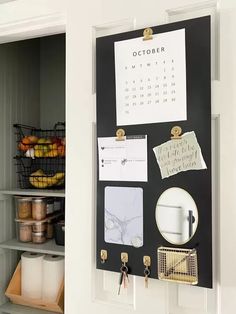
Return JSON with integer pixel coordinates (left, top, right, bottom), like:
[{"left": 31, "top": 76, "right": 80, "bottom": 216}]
[{"left": 0, "top": 11, "right": 65, "bottom": 44}]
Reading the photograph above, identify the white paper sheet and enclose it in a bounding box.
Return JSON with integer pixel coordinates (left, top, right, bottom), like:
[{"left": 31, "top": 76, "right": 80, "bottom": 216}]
[
  {"left": 153, "top": 131, "right": 207, "bottom": 179},
  {"left": 98, "top": 135, "right": 147, "bottom": 182},
  {"left": 114, "top": 29, "right": 186, "bottom": 126},
  {"left": 104, "top": 186, "right": 143, "bottom": 247}
]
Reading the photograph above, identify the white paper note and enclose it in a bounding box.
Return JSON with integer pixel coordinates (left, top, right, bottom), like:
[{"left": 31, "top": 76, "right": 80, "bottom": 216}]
[
  {"left": 105, "top": 186, "right": 143, "bottom": 247},
  {"left": 98, "top": 135, "right": 147, "bottom": 182},
  {"left": 153, "top": 131, "right": 207, "bottom": 179},
  {"left": 114, "top": 29, "right": 186, "bottom": 126}
]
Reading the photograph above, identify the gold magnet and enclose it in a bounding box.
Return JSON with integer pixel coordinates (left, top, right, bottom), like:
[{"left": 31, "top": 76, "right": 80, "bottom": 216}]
[
  {"left": 121, "top": 252, "right": 128, "bottom": 263},
  {"left": 143, "top": 28, "right": 153, "bottom": 41},
  {"left": 100, "top": 249, "right": 108, "bottom": 263},
  {"left": 171, "top": 126, "right": 182, "bottom": 139},
  {"left": 116, "top": 128, "right": 126, "bottom": 141},
  {"left": 143, "top": 255, "right": 151, "bottom": 267}
]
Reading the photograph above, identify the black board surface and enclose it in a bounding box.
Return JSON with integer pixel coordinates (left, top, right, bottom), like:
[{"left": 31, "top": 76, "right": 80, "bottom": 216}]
[{"left": 96, "top": 16, "right": 212, "bottom": 288}]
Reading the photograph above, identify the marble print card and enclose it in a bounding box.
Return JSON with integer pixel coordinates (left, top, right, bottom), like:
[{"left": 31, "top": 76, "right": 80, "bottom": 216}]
[{"left": 104, "top": 186, "right": 143, "bottom": 247}]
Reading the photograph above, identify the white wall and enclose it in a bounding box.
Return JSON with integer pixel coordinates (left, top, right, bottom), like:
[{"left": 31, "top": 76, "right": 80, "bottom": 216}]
[
  {"left": 214, "top": 3, "right": 236, "bottom": 313},
  {"left": 65, "top": 0, "right": 236, "bottom": 313}
]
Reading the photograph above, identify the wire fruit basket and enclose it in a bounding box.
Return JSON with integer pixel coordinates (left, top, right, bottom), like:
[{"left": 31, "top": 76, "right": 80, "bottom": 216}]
[{"left": 14, "top": 123, "right": 65, "bottom": 189}]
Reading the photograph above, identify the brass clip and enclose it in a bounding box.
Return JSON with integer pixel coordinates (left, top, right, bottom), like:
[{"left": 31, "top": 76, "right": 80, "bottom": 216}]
[
  {"left": 116, "top": 128, "right": 126, "bottom": 141},
  {"left": 100, "top": 249, "right": 108, "bottom": 264},
  {"left": 121, "top": 252, "right": 128, "bottom": 263},
  {"left": 143, "top": 255, "right": 151, "bottom": 267},
  {"left": 143, "top": 28, "right": 153, "bottom": 41},
  {"left": 171, "top": 126, "right": 182, "bottom": 140}
]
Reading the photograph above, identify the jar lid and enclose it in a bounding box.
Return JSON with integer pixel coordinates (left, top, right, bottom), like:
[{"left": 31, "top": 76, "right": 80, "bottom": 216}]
[
  {"left": 17, "top": 197, "right": 32, "bottom": 202},
  {"left": 32, "top": 232, "right": 46, "bottom": 236},
  {"left": 32, "top": 198, "right": 46, "bottom": 203}
]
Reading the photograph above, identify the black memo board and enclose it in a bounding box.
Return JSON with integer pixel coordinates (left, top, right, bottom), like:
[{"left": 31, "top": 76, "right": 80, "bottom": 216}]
[{"left": 96, "top": 16, "right": 212, "bottom": 288}]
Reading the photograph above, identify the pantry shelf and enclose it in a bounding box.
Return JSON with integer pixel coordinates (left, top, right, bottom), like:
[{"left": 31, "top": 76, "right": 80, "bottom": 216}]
[
  {"left": 0, "top": 239, "right": 64, "bottom": 256},
  {"left": 0, "top": 302, "right": 59, "bottom": 314},
  {"left": 0, "top": 189, "right": 65, "bottom": 198}
]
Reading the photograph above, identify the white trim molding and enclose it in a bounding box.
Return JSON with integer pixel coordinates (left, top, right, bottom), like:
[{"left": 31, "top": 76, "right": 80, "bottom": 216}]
[
  {"left": 0, "top": 12, "right": 66, "bottom": 43},
  {"left": 0, "top": 0, "right": 16, "bottom": 4}
]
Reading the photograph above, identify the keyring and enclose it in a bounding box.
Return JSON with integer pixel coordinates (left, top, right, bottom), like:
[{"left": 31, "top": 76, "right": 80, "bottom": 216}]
[
  {"left": 120, "top": 265, "right": 128, "bottom": 273},
  {"left": 144, "top": 268, "right": 150, "bottom": 277}
]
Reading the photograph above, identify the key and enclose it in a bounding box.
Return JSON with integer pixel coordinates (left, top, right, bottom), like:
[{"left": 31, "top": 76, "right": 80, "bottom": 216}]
[
  {"left": 126, "top": 271, "right": 129, "bottom": 283},
  {"left": 121, "top": 265, "right": 129, "bottom": 286},
  {"left": 118, "top": 264, "right": 129, "bottom": 294},
  {"left": 118, "top": 271, "right": 124, "bottom": 295},
  {"left": 144, "top": 268, "right": 150, "bottom": 288},
  {"left": 123, "top": 271, "right": 127, "bottom": 288},
  {"left": 145, "top": 275, "right": 148, "bottom": 288}
]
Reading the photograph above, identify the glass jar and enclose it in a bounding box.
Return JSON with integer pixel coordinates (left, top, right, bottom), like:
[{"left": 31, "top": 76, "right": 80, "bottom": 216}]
[
  {"left": 32, "top": 232, "right": 46, "bottom": 244},
  {"left": 32, "top": 222, "right": 47, "bottom": 232},
  {"left": 46, "top": 198, "right": 54, "bottom": 215},
  {"left": 46, "top": 220, "right": 54, "bottom": 239},
  {"left": 32, "top": 198, "right": 46, "bottom": 220},
  {"left": 16, "top": 197, "right": 32, "bottom": 219},
  {"left": 54, "top": 198, "right": 62, "bottom": 212},
  {"left": 19, "top": 222, "right": 32, "bottom": 242}
]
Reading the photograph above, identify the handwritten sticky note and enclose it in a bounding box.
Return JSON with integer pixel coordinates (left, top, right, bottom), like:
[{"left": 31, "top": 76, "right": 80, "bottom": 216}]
[{"left": 153, "top": 131, "right": 207, "bottom": 179}]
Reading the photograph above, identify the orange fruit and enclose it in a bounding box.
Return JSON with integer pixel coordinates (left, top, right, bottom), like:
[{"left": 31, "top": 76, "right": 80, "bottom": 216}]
[
  {"left": 18, "top": 142, "right": 30, "bottom": 152},
  {"left": 57, "top": 145, "right": 65, "bottom": 156},
  {"left": 28, "top": 135, "right": 38, "bottom": 144},
  {"left": 22, "top": 137, "right": 31, "bottom": 145}
]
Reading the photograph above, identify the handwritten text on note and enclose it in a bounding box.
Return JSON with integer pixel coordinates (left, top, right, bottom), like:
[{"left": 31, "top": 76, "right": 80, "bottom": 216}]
[{"left": 153, "top": 131, "right": 207, "bottom": 179}]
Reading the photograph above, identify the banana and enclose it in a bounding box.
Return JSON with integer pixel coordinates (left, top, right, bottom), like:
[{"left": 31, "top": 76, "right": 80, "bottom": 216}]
[
  {"left": 53, "top": 172, "right": 65, "bottom": 181},
  {"left": 40, "top": 176, "right": 58, "bottom": 187},
  {"left": 29, "top": 176, "right": 48, "bottom": 188},
  {"left": 29, "top": 170, "right": 65, "bottom": 188},
  {"left": 29, "top": 169, "right": 47, "bottom": 188},
  {"left": 31, "top": 169, "right": 45, "bottom": 176}
]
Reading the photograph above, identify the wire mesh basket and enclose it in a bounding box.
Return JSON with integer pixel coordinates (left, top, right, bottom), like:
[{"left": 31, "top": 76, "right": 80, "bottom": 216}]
[
  {"left": 14, "top": 123, "right": 65, "bottom": 158},
  {"left": 14, "top": 123, "right": 65, "bottom": 189},
  {"left": 157, "top": 247, "right": 198, "bottom": 285}
]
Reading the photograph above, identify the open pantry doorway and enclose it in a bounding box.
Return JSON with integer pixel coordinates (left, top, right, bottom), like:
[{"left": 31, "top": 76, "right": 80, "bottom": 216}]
[{"left": 0, "top": 13, "right": 66, "bottom": 314}]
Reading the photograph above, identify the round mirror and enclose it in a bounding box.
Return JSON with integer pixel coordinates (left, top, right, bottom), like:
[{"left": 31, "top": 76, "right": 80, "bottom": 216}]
[{"left": 155, "top": 187, "right": 198, "bottom": 245}]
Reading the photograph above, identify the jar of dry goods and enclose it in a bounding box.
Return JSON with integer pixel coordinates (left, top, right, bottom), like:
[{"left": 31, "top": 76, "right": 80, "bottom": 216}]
[
  {"left": 32, "top": 198, "right": 46, "bottom": 220},
  {"left": 19, "top": 222, "right": 32, "bottom": 242},
  {"left": 46, "top": 198, "right": 54, "bottom": 215},
  {"left": 46, "top": 220, "right": 54, "bottom": 239},
  {"left": 32, "top": 232, "right": 46, "bottom": 244},
  {"left": 32, "top": 222, "right": 47, "bottom": 233},
  {"left": 16, "top": 197, "right": 32, "bottom": 219},
  {"left": 54, "top": 198, "right": 62, "bottom": 212}
]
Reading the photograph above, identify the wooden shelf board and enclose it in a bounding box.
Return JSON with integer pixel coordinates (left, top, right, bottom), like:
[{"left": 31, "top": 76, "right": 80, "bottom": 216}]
[
  {"left": 0, "top": 239, "right": 64, "bottom": 256},
  {"left": 0, "top": 302, "right": 60, "bottom": 314},
  {"left": 0, "top": 189, "right": 65, "bottom": 197}
]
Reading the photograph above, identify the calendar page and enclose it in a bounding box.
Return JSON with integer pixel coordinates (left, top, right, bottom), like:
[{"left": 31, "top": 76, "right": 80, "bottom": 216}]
[{"left": 114, "top": 29, "right": 187, "bottom": 126}]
